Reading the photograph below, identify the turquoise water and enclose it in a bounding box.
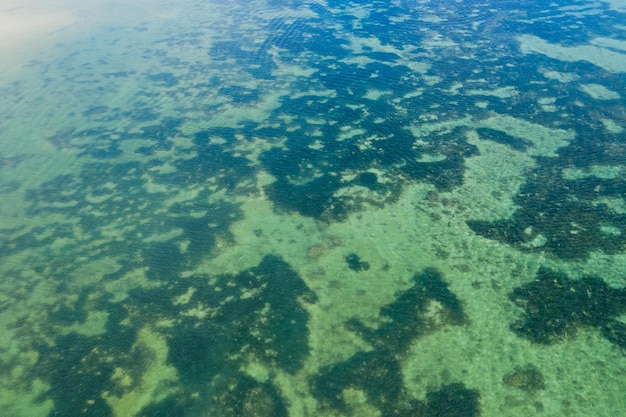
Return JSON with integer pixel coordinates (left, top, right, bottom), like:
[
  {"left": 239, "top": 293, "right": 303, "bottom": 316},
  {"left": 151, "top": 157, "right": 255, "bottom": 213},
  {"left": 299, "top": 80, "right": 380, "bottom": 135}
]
[{"left": 1, "top": 0, "right": 626, "bottom": 416}]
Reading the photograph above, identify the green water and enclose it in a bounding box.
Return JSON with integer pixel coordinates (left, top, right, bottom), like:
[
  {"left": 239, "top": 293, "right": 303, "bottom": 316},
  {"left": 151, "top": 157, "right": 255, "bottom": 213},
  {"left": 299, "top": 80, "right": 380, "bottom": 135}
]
[{"left": 1, "top": 0, "right": 625, "bottom": 416}]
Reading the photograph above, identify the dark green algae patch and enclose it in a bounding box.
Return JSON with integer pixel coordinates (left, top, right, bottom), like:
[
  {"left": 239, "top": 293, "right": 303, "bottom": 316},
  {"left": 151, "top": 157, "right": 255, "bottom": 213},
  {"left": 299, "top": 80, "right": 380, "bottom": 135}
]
[
  {"left": 468, "top": 121, "right": 626, "bottom": 261},
  {"left": 33, "top": 255, "right": 315, "bottom": 417},
  {"left": 261, "top": 119, "right": 478, "bottom": 222},
  {"left": 137, "top": 375, "right": 288, "bottom": 417},
  {"left": 313, "top": 268, "right": 480, "bottom": 417},
  {"left": 30, "top": 262, "right": 483, "bottom": 417},
  {"left": 509, "top": 267, "right": 626, "bottom": 349}
]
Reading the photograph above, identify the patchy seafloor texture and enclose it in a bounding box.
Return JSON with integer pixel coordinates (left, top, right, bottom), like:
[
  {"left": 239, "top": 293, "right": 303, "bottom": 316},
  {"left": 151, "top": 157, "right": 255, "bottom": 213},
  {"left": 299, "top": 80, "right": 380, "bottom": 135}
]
[{"left": 1, "top": 0, "right": 626, "bottom": 416}]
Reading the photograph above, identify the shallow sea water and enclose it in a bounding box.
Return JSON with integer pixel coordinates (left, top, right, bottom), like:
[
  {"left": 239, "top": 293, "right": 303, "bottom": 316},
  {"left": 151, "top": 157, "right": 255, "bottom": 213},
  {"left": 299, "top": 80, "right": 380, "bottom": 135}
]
[{"left": 1, "top": 0, "right": 626, "bottom": 416}]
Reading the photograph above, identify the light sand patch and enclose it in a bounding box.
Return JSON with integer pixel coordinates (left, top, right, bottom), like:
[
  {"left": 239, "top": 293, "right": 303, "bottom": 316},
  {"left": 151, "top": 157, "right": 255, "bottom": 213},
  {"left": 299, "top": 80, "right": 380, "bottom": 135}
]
[
  {"left": 364, "top": 89, "right": 392, "bottom": 100},
  {"left": 461, "top": 137, "right": 533, "bottom": 220},
  {"left": 518, "top": 34, "right": 626, "bottom": 73},
  {"left": 595, "top": 196, "right": 626, "bottom": 214},
  {"left": 538, "top": 96, "right": 558, "bottom": 112},
  {"left": 558, "top": 2, "right": 604, "bottom": 11},
  {"left": 346, "top": 33, "right": 404, "bottom": 55},
  {"left": 541, "top": 70, "right": 578, "bottom": 82},
  {"left": 104, "top": 327, "right": 179, "bottom": 416},
  {"left": 602, "top": 118, "right": 624, "bottom": 133},
  {"left": 579, "top": 83, "right": 621, "bottom": 100},
  {"left": 591, "top": 36, "right": 626, "bottom": 52},
  {"left": 422, "top": 32, "right": 459, "bottom": 48},
  {"left": 562, "top": 165, "right": 623, "bottom": 180},
  {"left": 421, "top": 14, "right": 446, "bottom": 23},
  {"left": 213, "top": 89, "right": 288, "bottom": 127},
  {"left": 479, "top": 114, "right": 574, "bottom": 157},
  {"left": 466, "top": 86, "right": 518, "bottom": 98},
  {"left": 603, "top": 0, "right": 626, "bottom": 11}
]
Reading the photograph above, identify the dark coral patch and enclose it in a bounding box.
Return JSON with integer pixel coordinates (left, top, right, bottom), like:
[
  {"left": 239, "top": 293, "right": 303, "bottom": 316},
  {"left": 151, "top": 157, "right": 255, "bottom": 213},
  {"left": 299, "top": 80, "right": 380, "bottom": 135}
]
[
  {"left": 353, "top": 171, "right": 379, "bottom": 189},
  {"left": 205, "top": 374, "right": 289, "bottom": 417},
  {"left": 21, "top": 133, "right": 245, "bottom": 283},
  {"left": 476, "top": 127, "right": 532, "bottom": 152},
  {"left": 150, "top": 255, "right": 315, "bottom": 412},
  {"left": 146, "top": 72, "right": 179, "bottom": 87},
  {"left": 166, "top": 322, "right": 229, "bottom": 384},
  {"left": 143, "top": 240, "right": 185, "bottom": 281},
  {"left": 33, "top": 294, "right": 137, "bottom": 417},
  {"left": 401, "top": 127, "right": 479, "bottom": 191},
  {"left": 160, "top": 128, "right": 257, "bottom": 192},
  {"left": 46, "top": 286, "right": 91, "bottom": 325},
  {"left": 509, "top": 267, "right": 626, "bottom": 346},
  {"left": 503, "top": 364, "right": 546, "bottom": 394},
  {"left": 34, "top": 255, "right": 313, "bottom": 417},
  {"left": 35, "top": 332, "right": 115, "bottom": 417},
  {"left": 260, "top": 117, "right": 476, "bottom": 222},
  {"left": 422, "top": 383, "right": 481, "bottom": 417},
  {"left": 312, "top": 350, "right": 402, "bottom": 411},
  {"left": 345, "top": 253, "right": 370, "bottom": 271},
  {"left": 128, "top": 255, "right": 317, "bottom": 384},
  {"left": 138, "top": 374, "right": 288, "bottom": 417},
  {"left": 602, "top": 320, "right": 626, "bottom": 349},
  {"left": 314, "top": 357, "right": 480, "bottom": 417},
  {"left": 246, "top": 38, "right": 478, "bottom": 222},
  {"left": 264, "top": 175, "right": 347, "bottom": 221}
]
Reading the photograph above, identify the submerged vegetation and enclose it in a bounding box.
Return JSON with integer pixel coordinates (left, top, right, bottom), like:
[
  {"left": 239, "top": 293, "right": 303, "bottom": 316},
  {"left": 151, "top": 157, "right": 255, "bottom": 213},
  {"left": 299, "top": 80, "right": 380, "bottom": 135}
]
[
  {"left": 313, "top": 268, "right": 477, "bottom": 416},
  {"left": 509, "top": 267, "right": 626, "bottom": 348},
  {"left": 0, "top": 0, "right": 625, "bottom": 416},
  {"left": 35, "top": 255, "right": 314, "bottom": 416}
]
